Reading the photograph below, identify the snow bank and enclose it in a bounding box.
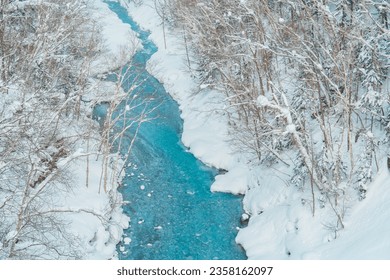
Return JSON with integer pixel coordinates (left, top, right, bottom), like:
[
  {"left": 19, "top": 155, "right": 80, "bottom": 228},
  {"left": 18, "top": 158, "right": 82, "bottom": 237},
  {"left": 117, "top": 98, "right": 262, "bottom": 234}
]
[
  {"left": 61, "top": 149, "right": 129, "bottom": 259},
  {"left": 58, "top": 0, "right": 138, "bottom": 259},
  {"left": 211, "top": 164, "right": 249, "bottom": 194},
  {"left": 90, "top": 0, "right": 140, "bottom": 75}
]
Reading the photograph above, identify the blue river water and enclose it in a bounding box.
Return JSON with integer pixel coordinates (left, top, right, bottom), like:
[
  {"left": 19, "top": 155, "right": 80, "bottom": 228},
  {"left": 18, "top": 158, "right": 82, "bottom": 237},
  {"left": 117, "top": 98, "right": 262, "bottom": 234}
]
[{"left": 95, "top": 1, "right": 245, "bottom": 260}]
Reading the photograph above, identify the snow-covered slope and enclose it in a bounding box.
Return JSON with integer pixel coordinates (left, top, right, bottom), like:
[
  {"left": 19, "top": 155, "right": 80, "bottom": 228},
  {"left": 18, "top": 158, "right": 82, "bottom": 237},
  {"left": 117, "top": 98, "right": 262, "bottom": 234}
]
[{"left": 315, "top": 161, "right": 390, "bottom": 259}]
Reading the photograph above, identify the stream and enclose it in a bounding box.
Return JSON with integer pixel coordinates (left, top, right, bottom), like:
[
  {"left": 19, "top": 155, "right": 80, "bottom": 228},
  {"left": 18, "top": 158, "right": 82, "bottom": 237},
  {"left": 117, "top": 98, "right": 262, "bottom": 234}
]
[{"left": 95, "top": 1, "right": 246, "bottom": 260}]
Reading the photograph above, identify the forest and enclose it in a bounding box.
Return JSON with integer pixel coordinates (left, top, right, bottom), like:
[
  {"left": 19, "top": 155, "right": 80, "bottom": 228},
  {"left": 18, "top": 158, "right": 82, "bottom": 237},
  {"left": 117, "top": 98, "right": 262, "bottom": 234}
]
[
  {"left": 153, "top": 0, "right": 389, "bottom": 228},
  {"left": 0, "top": 0, "right": 131, "bottom": 259}
]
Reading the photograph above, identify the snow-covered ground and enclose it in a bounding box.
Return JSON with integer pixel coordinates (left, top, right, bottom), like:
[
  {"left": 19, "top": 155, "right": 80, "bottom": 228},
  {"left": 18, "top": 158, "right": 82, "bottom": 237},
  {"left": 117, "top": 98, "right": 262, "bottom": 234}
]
[
  {"left": 90, "top": 0, "right": 140, "bottom": 75},
  {"left": 120, "top": 0, "right": 390, "bottom": 259},
  {"left": 58, "top": 0, "right": 142, "bottom": 259},
  {"left": 30, "top": 0, "right": 140, "bottom": 259},
  {"left": 315, "top": 160, "right": 390, "bottom": 259},
  {"left": 85, "top": 0, "right": 141, "bottom": 105}
]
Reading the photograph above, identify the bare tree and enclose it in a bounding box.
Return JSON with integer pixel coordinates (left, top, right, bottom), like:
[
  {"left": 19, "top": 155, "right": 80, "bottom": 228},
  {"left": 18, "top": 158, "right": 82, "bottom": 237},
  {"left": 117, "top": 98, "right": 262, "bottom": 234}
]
[{"left": 0, "top": 0, "right": 138, "bottom": 259}]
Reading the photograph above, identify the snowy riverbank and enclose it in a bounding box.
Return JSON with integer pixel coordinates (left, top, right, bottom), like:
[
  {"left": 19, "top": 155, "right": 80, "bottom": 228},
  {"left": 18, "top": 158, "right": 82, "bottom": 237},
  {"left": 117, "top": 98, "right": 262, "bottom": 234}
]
[
  {"left": 44, "top": 0, "right": 140, "bottom": 259},
  {"left": 119, "top": 0, "right": 390, "bottom": 259},
  {"left": 64, "top": 0, "right": 148, "bottom": 259}
]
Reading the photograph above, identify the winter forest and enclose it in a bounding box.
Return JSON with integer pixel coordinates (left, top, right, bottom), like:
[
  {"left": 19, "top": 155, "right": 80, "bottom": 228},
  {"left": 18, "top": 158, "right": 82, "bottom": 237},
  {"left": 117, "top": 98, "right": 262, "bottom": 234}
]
[
  {"left": 0, "top": 0, "right": 133, "bottom": 259},
  {"left": 0, "top": 0, "right": 389, "bottom": 260},
  {"left": 169, "top": 0, "right": 390, "bottom": 202}
]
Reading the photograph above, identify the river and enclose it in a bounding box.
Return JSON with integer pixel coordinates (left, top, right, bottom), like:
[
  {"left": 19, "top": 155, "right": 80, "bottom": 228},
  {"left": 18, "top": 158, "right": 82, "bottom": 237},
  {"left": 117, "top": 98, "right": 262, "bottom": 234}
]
[{"left": 95, "top": 1, "right": 245, "bottom": 260}]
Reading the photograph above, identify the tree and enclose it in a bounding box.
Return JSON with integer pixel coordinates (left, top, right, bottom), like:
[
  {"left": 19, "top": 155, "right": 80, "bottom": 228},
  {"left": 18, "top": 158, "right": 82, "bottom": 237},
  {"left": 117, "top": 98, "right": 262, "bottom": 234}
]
[{"left": 0, "top": 0, "right": 121, "bottom": 259}]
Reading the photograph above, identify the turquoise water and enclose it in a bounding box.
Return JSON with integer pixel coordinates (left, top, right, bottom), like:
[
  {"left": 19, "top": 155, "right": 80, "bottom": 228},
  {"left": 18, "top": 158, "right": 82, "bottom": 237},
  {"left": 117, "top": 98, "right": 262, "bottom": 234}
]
[{"left": 96, "top": 1, "right": 245, "bottom": 260}]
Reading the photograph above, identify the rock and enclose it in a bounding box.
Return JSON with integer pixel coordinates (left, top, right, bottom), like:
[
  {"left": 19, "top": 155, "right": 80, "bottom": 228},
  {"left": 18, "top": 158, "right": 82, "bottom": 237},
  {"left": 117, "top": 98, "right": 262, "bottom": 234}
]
[{"left": 240, "top": 213, "right": 250, "bottom": 226}]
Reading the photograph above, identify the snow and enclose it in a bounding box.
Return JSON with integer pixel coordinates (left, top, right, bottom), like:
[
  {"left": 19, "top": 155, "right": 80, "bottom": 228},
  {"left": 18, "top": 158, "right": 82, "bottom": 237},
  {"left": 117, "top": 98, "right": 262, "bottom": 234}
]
[
  {"left": 285, "top": 124, "right": 296, "bottom": 134},
  {"left": 89, "top": 0, "right": 140, "bottom": 75},
  {"left": 22, "top": 0, "right": 138, "bottom": 259},
  {"left": 123, "top": 237, "right": 132, "bottom": 245},
  {"left": 0, "top": 0, "right": 138, "bottom": 260},
  {"left": 256, "top": 95, "right": 270, "bottom": 107},
  {"left": 241, "top": 213, "right": 250, "bottom": 221},
  {"left": 314, "top": 161, "right": 390, "bottom": 259},
  {"left": 211, "top": 164, "right": 249, "bottom": 194},
  {"left": 60, "top": 151, "right": 129, "bottom": 259}
]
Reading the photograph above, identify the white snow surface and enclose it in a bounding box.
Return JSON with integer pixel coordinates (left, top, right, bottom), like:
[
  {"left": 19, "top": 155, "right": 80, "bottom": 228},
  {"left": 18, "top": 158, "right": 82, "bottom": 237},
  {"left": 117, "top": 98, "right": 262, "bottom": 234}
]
[
  {"left": 90, "top": 0, "right": 140, "bottom": 75},
  {"left": 61, "top": 151, "right": 129, "bottom": 259},
  {"left": 256, "top": 95, "right": 270, "bottom": 107},
  {"left": 315, "top": 161, "right": 390, "bottom": 259},
  {"left": 122, "top": 0, "right": 390, "bottom": 260}
]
